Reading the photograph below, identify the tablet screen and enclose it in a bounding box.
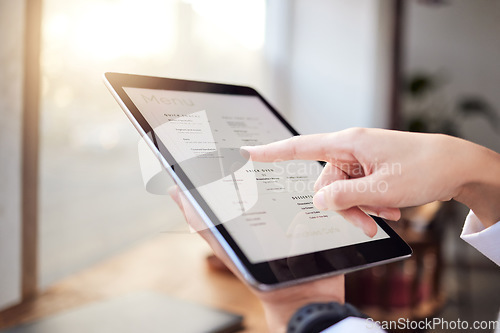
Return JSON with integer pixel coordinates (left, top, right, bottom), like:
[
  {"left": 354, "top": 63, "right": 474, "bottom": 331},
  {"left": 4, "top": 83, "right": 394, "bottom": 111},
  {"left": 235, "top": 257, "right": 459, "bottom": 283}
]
[{"left": 122, "top": 86, "right": 389, "bottom": 264}]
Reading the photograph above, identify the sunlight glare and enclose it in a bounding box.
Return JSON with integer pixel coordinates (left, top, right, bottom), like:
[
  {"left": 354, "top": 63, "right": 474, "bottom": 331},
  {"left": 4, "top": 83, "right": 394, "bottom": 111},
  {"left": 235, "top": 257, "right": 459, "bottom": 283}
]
[
  {"left": 183, "top": 0, "right": 266, "bottom": 50},
  {"left": 72, "top": 0, "right": 176, "bottom": 60},
  {"left": 44, "top": 13, "right": 70, "bottom": 41}
]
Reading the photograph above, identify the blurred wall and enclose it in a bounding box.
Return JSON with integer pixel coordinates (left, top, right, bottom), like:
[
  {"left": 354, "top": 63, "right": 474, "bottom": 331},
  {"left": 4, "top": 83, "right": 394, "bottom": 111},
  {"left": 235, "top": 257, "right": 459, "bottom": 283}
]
[
  {"left": 0, "top": 0, "right": 23, "bottom": 310},
  {"left": 405, "top": 0, "right": 500, "bottom": 152},
  {"left": 266, "top": 0, "right": 394, "bottom": 134}
]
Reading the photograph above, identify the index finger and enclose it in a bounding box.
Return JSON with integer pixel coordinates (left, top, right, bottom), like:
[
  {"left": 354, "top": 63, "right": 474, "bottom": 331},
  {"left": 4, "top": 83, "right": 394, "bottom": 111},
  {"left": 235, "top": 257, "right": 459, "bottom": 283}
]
[{"left": 241, "top": 131, "right": 354, "bottom": 163}]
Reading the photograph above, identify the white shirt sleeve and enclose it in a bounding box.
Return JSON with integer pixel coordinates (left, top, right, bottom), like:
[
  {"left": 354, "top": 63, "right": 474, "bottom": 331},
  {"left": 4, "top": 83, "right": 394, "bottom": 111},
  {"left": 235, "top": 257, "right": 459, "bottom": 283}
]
[
  {"left": 460, "top": 210, "right": 500, "bottom": 266},
  {"left": 321, "top": 211, "right": 500, "bottom": 333},
  {"left": 321, "top": 317, "right": 385, "bottom": 333}
]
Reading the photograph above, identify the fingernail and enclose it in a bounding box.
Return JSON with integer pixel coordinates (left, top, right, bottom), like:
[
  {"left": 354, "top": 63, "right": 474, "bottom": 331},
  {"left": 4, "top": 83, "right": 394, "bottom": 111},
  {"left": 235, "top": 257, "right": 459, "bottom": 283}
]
[
  {"left": 360, "top": 221, "right": 377, "bottom": 238},
  {"left": 240, "top": 146, "right": 252, "bottom": 159},
  {"left": 167, "top": 185, "right": 177, "bottom": 196},
  {"left": 313, "top": 179, "right": 323, "bottom": 193},
  {"left": 378, "top": 210, "right": 393, "bottom": 220},
  {"left": 379, "top": 213, "right": 391, "bottom": 220},
  {"left": 364, "top": 226, "right": 376, "bottom": 238},
  {"left": 313, "top": 190, "right": 327, "bottom": 210}
]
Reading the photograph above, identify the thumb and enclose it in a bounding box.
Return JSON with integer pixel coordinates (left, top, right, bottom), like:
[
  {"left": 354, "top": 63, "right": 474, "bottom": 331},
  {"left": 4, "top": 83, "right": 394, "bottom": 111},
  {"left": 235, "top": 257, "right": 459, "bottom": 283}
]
[
  {"left": 168, "top": 185, "right": 183, "bottom": 209},
  {"left": 313, "top": 176, "right": 388, "bottom": 211}
]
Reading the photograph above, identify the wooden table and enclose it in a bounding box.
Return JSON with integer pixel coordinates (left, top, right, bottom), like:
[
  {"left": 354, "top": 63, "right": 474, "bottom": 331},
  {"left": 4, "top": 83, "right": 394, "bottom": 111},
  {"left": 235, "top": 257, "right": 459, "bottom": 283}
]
[{"left": 0, "top": 233, "right": 268, "bottom": 332}]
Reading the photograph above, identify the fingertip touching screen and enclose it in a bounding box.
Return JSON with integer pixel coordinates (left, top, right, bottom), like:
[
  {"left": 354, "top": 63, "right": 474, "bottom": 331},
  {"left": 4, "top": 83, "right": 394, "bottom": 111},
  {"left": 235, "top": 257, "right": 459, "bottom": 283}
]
[{"left": 123, "top": 86, "right": 390, "bottom": 264}]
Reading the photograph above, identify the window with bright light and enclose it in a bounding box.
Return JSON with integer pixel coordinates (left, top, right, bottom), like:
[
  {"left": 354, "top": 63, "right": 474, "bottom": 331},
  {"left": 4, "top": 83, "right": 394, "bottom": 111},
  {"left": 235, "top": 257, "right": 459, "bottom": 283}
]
[{"left": 39, "top": 0, "right": 268, "bottom": 288}]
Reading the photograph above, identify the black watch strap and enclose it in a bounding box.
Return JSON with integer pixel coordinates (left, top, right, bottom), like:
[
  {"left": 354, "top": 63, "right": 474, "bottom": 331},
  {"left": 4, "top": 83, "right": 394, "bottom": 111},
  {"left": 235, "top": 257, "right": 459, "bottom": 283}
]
[{"left": 287, "top": 302, "right": 368, "bottom": 333}]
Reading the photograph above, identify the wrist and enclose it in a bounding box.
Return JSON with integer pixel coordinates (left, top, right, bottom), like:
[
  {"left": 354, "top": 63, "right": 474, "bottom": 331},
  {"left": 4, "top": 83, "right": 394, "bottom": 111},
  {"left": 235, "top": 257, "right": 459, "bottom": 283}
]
[
  {"left": 287, "top": 302, "right": 368, "bottom": 333},
  {"left": 454, "top": 141, "right": 500, "bottom": 228},
  {"left": 262, "top": 294, "right": 344, "bottom": 333},
  {"left": 257, "top": 276, "right": 345, "bottom": 333}
]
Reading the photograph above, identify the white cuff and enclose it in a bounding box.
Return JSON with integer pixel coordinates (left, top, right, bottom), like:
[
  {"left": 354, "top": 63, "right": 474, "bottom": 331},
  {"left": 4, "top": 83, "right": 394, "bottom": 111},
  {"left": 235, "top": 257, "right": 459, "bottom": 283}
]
[
  {"left": 460, "top": 211, "right": 500, "bottom": 266},
  {"left": 321, "top": 317, "right": 385, "bottom": 333}
]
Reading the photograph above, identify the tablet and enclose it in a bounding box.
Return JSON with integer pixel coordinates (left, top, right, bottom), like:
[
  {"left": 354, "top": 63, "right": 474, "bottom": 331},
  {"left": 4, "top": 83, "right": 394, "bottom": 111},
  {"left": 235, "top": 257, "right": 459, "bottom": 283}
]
[{"left": 104, "top": 72, "right": 412, "bottom": 291}]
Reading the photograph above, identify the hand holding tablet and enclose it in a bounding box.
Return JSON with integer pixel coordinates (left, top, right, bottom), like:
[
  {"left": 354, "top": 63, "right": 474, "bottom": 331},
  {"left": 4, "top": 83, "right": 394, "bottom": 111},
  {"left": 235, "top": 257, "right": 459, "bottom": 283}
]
[
  {"left": 103, "top": 73, "right": 412, "bottom": 290},
  {"left": 104, "top": 72, "right": 500, "bottom": 333},
  {"left": 168, "top": 184, "right": 345, "bottom": 333},
  {"left": 168, "top": 126, "right": 500, "bottom": 332}
]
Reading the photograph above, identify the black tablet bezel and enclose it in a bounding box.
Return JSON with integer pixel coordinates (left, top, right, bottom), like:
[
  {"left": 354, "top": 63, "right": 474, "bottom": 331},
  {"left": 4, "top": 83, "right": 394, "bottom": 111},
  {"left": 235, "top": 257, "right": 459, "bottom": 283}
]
[{"left": 104, "top": 72, "right": 412, "bottom": 288}]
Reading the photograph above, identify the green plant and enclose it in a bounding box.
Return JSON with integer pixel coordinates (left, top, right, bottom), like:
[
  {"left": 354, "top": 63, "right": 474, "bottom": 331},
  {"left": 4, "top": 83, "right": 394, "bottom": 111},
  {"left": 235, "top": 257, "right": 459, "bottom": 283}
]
[{"left": 403, "top": 73, "right": 499, "bottom": 136}]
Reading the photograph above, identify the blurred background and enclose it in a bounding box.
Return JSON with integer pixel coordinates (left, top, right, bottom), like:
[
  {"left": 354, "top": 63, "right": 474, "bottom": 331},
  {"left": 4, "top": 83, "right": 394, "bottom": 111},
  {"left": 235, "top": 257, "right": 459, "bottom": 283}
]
[{"left": 1, "top": 0, "right": 499, "bottom": 332}]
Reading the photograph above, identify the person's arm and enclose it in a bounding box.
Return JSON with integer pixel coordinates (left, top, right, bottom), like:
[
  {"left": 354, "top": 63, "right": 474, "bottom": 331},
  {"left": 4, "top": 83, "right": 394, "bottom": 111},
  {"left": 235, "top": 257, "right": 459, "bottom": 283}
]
[
  {"left": 243, "top": 128, "right": 500, "bottom": 235},
  {"left": 168, "top": 186, "right": 345, "bottom": 333},
  {"left": 170, "top": 128, "right": 500, "bottom": 332}
]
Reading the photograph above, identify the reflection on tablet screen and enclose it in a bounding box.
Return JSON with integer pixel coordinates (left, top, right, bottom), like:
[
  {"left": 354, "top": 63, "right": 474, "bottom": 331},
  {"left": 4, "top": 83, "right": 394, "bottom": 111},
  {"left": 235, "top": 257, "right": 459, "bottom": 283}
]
[{"left": 123, "top": 87, "right": 389, "bottom": 264}]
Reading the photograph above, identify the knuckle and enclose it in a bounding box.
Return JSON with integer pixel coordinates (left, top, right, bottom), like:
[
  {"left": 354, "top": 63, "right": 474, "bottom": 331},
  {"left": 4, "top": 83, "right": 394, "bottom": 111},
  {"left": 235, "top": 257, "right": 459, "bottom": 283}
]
[
  {"left": 288, "top": 135, "right": 301, "bottom": 159},
  {"left": 325, "top": 185, "right": 345, "bottom": 209},
  {"left": 347, "top": 127, "right": 367, "bottom": 138}
]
